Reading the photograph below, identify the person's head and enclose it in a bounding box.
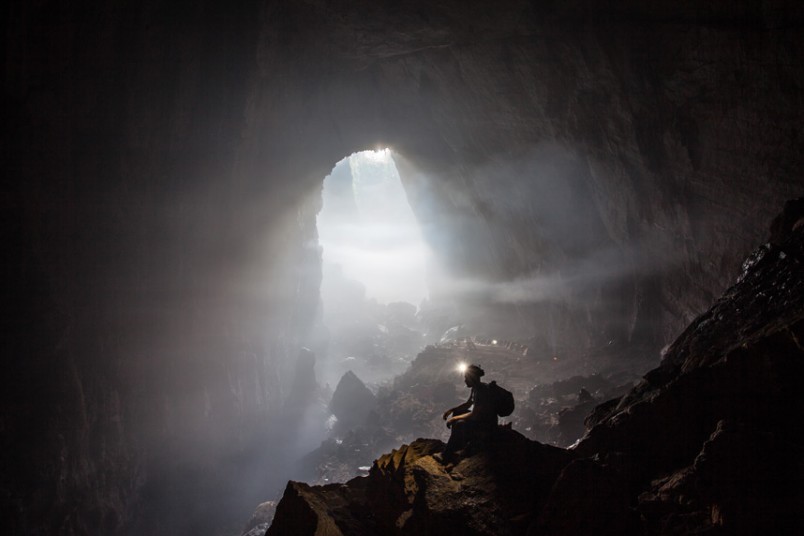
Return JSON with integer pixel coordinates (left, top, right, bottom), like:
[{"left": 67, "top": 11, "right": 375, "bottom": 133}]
[{"left": 464, "top": 364, "right": 484, "bottom": 387}]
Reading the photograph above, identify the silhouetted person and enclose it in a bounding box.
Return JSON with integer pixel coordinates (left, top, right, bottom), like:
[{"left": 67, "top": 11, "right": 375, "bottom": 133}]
[{"left": 436, "top": 364, "right": 497, "bottom": 463}]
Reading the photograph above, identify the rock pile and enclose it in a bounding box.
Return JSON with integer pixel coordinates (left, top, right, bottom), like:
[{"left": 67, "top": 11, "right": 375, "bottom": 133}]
[{"left": 268, "top": 429, "right": 572, "bottom": 536}]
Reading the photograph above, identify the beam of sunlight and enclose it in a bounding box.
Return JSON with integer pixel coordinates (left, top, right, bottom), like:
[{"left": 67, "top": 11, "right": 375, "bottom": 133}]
[{"left": 318, "top": 149, "right": 429, "bottom": 308}]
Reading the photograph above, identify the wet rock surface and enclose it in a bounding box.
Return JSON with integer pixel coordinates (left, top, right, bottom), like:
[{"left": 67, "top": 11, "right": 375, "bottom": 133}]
[{"left": 266, "top": 202, "right": 804, "bottom": 534}]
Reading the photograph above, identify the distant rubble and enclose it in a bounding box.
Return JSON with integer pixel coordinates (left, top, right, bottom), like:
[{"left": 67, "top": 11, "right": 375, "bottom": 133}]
[{"left": 284, "top": 317, "right": 647, "bottom": 491}]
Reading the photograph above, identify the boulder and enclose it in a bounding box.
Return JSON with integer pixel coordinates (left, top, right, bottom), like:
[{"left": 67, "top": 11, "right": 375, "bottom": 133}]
[
  {"left": 268, "top": 429, "right": 573, "bottom": 535},
  {"left": 329, "top": 371, "right": 377, "bottom": 429}
]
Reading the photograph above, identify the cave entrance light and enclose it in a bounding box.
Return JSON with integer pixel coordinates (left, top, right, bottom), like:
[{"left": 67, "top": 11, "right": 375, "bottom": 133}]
[{"left": 317, "top": 149, "right": 429, "bottom": 313}]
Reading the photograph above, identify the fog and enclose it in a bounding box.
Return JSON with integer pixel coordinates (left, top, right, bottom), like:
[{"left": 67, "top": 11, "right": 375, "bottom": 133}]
[{"left": 438, "top": 242, "right": 660, "bottom": 306}]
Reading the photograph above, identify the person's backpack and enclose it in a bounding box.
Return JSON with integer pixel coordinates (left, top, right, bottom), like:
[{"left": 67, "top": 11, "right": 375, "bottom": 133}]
[{"left": 489, "top": 381, "right": 515, "bottom": 417}]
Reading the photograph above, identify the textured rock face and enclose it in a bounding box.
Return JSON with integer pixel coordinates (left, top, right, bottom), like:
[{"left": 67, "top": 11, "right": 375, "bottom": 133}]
[
  {"left": 579, "top": 199, "right": 804, "bottom": 463},
  {"left": 637, "top": 420, "right": 804, "bottom": 535},
  {"left": 4, "top": 0, "right": 804, "bottom": 533},
  {"left": 268, "top": 431, "right": 573, "bottom": 536},
  {"left": 557, "top": 202, "right": 804, "bottom": 533}
]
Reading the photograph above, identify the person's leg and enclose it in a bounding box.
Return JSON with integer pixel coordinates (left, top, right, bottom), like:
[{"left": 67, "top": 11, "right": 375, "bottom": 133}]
[
  {"left": 464, "top": 422, "right": 493, "bottom": 453},
  {"left": 438, "top": 421, "right": 491, "bottom": 464},
  {"left": 443, "top": 420, "right": 469, "bottom": 457}
]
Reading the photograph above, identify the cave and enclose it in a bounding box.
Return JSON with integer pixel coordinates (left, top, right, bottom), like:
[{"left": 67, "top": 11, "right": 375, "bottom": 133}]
[{"left": 5, "top": 1, "right": 804, "bottom": 535}]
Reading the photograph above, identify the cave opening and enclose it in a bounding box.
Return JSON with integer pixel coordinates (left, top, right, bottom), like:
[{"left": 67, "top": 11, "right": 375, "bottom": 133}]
[{"left": 316, "top": 149, "right": 430, "bottom": 386}]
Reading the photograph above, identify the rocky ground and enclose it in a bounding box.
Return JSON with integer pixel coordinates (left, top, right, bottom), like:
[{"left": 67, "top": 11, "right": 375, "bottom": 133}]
[
  {"left": 260, "top": 199, "right": 804, "bottom": 534},
  {"left": 268, "top": 430, "right": 572, "bottom": 536},
  {"left": 295, "top": 337, "right": 644, "bottom": 490}
]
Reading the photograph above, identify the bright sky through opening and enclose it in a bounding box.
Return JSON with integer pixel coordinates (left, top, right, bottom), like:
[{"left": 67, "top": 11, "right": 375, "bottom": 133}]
[{"left": 317, "top": 149, "right": 429, "bottom": 306}]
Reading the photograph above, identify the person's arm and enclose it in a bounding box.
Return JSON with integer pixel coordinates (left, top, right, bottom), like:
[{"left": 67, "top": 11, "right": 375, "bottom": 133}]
[
  {"left": 443, "top": 392, "right": 474, "bottom": 424},
  {"left": 442, "top": 402, "right": 469, "bottom": 421},
  {"left": 446, "top": 411, "right": 473, "bottom": 428}
]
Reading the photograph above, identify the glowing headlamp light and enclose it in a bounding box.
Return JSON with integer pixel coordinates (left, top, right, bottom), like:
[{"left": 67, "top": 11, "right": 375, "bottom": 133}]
[{"left": 457, "top": 362, "right": 468, "bottom": 374}]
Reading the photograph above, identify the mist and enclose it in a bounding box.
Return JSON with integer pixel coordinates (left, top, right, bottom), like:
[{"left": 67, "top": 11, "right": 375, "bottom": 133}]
[{"left": 436, "top": 240, "right": 669, "bottom": 306}]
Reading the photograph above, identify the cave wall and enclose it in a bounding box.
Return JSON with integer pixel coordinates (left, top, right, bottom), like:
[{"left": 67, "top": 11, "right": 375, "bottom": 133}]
[
  {"left": 241, "top": 0, "right": 803, "bottom": 346},
  {"left": 4, "top": 0, "right": 803, "bottom": 534},
  {"left": 4, "top": 1, "right": 288, "bottom": 533}
]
